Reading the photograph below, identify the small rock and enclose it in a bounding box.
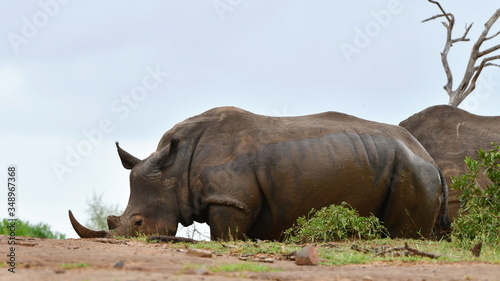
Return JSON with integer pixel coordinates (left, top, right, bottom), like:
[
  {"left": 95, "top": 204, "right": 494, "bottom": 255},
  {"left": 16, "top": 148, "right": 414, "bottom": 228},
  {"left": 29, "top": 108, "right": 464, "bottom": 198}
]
[
  {"left": 187, "top": 249, "right": 213, "bottom": 258},
  {"left": 261, "top": 258, "right": 275, "bottom": 263},
  {"left": 295, "top": 246, "right": 319, "bottom": 266},
  {"left": 362, "top": 275, "right": 373, "bottom": 281},
  {"left": 283, "top": 251, "right": 296, "bottom": 261},
  {"left": 113, "top": 260, "right": 125, "bottom": 269}
]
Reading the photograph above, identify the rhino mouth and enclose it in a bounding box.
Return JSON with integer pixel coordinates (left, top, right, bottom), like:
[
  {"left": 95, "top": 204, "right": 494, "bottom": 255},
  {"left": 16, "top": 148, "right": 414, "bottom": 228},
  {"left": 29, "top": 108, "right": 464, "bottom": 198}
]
[{"left": 68, "top": 210, "right": 110, "bottom": 238}]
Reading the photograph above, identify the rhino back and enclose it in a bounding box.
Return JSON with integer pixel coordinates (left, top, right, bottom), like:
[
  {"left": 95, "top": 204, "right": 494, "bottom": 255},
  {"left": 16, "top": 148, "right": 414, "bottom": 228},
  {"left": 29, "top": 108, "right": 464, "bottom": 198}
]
[{"left": 188, "top": 107, "right": 430, "bottom": 164}]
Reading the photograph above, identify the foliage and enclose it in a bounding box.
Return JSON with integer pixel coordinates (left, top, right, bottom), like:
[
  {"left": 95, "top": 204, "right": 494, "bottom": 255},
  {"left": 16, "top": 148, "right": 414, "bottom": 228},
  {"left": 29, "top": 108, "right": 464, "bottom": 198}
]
[
  {"left": 86, "top": 191, "right": 123, "bottom": 230},
  {"left": 451, "top": 143, "right": 500, "bottom": 248},
  {"left": 283, "top": 202, "right": 388, "bottom": 243},
  {"left": 0, "top": 219, "right": 65, "bottom": 239}
]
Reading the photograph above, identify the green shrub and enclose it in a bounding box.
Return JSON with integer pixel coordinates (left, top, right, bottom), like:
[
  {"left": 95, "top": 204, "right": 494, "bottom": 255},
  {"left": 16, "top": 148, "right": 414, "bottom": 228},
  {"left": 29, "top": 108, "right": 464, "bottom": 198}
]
[
  {"left": 86, "top": 191, "right": 122, "bottom": 230},
  {"left": 1, "top": 219, "right": 66, "bottom": 239},
  {"left": 284, "top": 202, "right": 387, "bottom": 243},
  {"left": 451, "top": 143, "right": 500, "bottom": 248}
]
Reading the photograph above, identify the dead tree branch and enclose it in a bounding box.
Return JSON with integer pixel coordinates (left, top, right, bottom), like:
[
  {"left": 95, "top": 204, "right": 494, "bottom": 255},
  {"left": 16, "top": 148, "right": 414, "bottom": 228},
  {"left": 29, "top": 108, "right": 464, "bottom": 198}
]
[
  {"left": 375, "top": 243, "right": 441, "bottom": 259},
  {"left": 423, "top": 0, "right": 452, "bottom": 23},
  {"left": 424, "top": 1, "right": 500, "bottom": 107}
]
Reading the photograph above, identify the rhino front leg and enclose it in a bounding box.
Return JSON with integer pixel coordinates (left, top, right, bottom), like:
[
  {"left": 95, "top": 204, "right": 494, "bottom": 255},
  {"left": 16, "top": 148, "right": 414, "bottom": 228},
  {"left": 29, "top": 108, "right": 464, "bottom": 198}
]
[{"left": 208, "top": 205, "right": 251, "bottom": 241}]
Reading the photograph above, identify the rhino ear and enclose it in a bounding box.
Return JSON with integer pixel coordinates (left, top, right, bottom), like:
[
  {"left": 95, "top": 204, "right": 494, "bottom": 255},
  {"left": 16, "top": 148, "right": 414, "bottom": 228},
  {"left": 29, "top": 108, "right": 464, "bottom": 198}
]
[
  {"left": 153, "top": 139, "right": 180, "bottom": 169},
  {"left": 116, "top": 142, "right": 140, "bottom": 170}
]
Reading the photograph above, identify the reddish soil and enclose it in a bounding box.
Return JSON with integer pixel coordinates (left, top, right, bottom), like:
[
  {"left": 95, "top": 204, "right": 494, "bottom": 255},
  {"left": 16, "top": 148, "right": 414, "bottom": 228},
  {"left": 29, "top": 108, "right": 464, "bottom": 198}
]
[{"left": 1, "top": 235, "right": 499, "bottom": 281}]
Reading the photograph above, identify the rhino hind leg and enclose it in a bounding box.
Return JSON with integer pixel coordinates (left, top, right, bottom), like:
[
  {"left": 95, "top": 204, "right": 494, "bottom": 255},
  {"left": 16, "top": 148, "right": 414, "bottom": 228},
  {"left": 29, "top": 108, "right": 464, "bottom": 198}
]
[{"left": 383, "top": 162, "right": 443, "bottom": 239}]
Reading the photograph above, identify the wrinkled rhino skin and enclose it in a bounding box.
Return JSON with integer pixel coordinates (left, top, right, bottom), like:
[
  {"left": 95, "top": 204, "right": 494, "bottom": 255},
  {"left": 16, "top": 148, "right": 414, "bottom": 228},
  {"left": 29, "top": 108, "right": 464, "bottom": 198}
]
[
  {"left": 70, "top": 107, "right": 449, "bottom": 240},
  {"left": 400, "top": 105, "right": 500, "bottom": 220}
]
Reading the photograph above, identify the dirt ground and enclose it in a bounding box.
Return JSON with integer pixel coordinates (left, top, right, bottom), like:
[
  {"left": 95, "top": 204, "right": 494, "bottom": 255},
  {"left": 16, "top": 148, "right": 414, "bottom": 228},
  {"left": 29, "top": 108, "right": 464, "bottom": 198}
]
[{"left": 1, "top": 235, "right": 499, "bottom": 281}]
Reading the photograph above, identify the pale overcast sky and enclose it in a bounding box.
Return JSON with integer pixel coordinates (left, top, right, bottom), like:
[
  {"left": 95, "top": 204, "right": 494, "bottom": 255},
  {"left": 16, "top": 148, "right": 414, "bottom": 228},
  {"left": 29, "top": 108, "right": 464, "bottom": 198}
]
[{"left": 1, "top": 1, "right": 499, "bottom": 238}]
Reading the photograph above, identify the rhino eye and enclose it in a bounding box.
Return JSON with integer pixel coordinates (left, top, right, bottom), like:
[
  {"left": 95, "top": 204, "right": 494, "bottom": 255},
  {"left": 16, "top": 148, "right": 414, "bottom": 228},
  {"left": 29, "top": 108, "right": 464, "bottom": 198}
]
[{"left": 135, "top": 219, "right": 144, "bottom": 226}]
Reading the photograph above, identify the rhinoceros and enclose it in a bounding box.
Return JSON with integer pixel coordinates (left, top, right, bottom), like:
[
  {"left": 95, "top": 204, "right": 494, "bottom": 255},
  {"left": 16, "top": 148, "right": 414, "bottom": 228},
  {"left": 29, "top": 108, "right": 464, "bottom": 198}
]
[
  {"left": 69, "top": 107, "right": 449, "bottom": 240},
  {"left": 400, "top": 105, "right": 500, "bottom": 220}
]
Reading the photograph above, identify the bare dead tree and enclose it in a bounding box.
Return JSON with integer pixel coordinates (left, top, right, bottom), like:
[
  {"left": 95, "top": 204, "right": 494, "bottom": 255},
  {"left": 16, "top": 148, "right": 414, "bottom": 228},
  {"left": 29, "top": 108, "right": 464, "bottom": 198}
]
[{"left": 423, "top": 1, "right": 500, "bottom": 107}]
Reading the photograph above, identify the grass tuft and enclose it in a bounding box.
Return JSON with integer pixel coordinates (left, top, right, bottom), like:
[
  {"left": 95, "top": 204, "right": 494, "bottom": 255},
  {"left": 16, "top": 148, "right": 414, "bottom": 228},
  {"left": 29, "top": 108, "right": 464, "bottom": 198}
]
[{"left": 60, "top": 262, "right": 90, "bottom": 269}]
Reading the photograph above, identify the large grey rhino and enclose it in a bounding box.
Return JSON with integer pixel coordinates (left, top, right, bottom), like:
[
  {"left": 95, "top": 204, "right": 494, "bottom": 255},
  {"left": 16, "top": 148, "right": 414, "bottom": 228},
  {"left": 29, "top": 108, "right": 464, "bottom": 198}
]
[
  {"left": 400, "top": 105, "right": 500, "bottom": 220},
  {"left": 70, "top": 107, "right": 449, "bottom": 240}
]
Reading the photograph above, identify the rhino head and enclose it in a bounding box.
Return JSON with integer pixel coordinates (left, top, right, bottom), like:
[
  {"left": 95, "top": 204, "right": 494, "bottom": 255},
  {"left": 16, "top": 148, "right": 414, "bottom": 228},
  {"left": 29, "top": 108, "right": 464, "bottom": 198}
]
[{"left": 69, "top": 139, "right": 182, "bottom": 238}]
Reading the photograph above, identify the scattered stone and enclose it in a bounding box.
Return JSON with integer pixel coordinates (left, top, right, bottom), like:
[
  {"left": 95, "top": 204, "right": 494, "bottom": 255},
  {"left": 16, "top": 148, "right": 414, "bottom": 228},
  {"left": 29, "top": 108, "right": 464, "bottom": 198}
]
[
  {"left": 295, "top": 246, "right": 319, "bottom": 266},
  {"left": 283, "top": 251, "right": 296, "bottom": 261},
  {"left": 261, "top": 258, "right": 275, "bottom": 263},
  {"left": 362, "top": 275, "right": 373, "bottom": 281},
  {"left": 187, "top": 249, "right": 213, "bottom": 258},
  {"left": 17, "top": 240, "right": 38, "bottom": 247},
  {"left": 113, "top": 260, "right": 125, "bottom": 269}
]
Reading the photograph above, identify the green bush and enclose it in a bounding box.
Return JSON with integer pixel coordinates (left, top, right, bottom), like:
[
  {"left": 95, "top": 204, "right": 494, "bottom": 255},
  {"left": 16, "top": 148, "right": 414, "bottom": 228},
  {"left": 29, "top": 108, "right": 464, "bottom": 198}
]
[
  {"left": 1, "top": 219, "right": 66, "bottom": 239},
  {"left": 451, "top": 143, "right": 500, "bottom": 248},
  {"left": 86, "top": 191, "right": 122, "bottom": 230},
  {"left": 284, "top": 202, "right": 387, "bottom": 243}
]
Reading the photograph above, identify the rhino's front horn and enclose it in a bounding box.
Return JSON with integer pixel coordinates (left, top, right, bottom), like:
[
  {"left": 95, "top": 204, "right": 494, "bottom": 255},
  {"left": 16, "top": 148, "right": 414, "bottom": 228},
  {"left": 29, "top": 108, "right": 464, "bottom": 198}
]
[{"left": 68, "top": 210, "right": 109, "bottom": 238}]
